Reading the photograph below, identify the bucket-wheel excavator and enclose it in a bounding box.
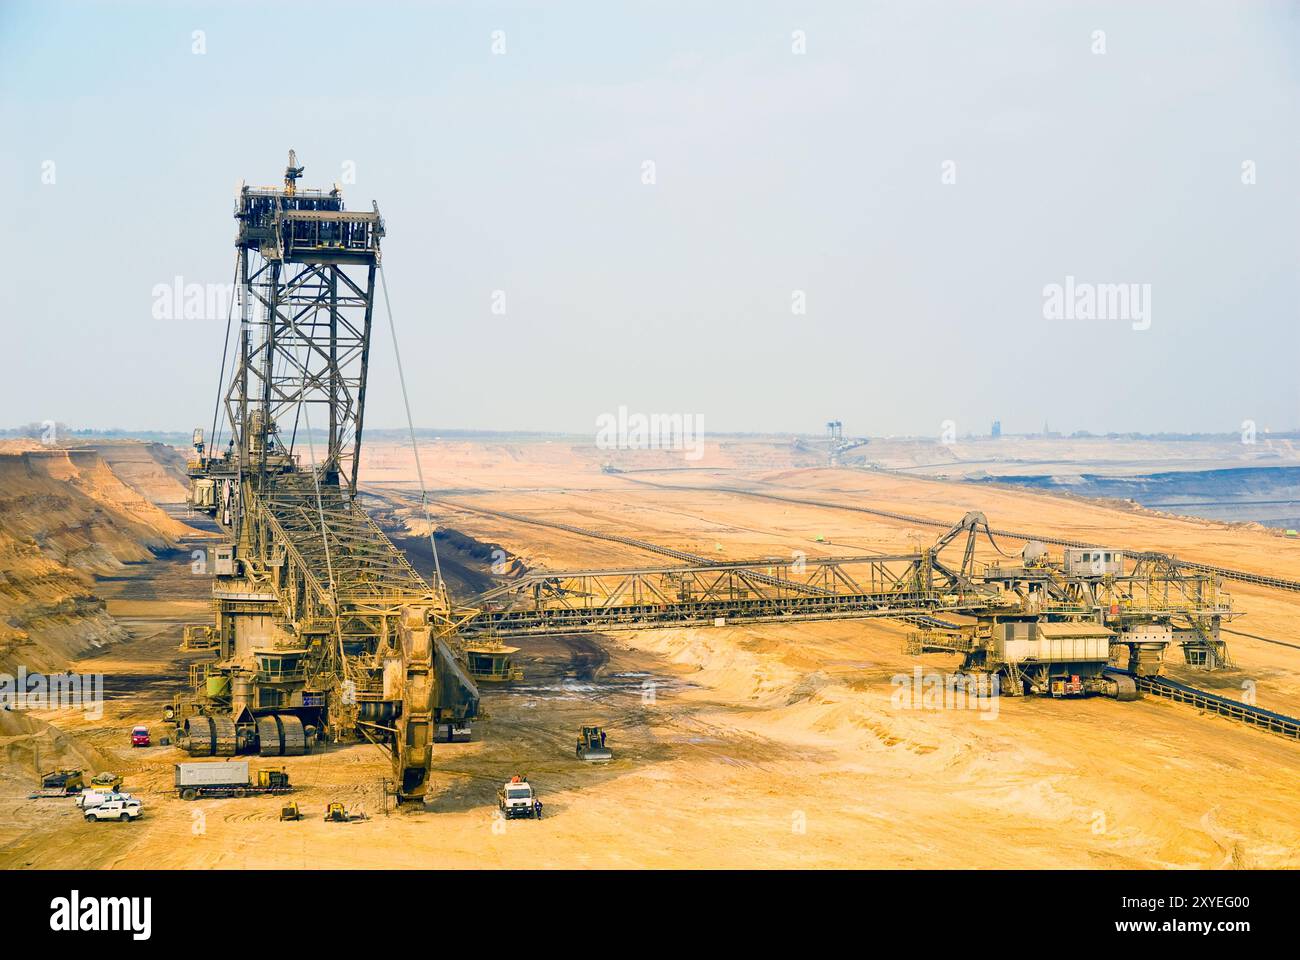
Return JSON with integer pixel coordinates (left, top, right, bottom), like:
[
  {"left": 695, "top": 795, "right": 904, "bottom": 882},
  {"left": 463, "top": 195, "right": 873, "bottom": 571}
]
[
  {"left": 171, "top": 155, "right": 1293, "bottom": 808},
  {"left": 178, "top": 152, "right": 479, "bottom": 803}
]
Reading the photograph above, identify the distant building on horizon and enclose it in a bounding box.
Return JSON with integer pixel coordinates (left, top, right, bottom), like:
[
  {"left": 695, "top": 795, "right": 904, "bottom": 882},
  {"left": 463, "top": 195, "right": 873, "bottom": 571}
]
[{"left": 991, "top": 419, "right": 1002, "bottom": 439}]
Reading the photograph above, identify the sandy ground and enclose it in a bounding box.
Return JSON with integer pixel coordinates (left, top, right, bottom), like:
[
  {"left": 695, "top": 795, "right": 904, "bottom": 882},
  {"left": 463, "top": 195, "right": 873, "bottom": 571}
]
[{"left": 3, "top": 440, "right": 1300, "bottom": 869}]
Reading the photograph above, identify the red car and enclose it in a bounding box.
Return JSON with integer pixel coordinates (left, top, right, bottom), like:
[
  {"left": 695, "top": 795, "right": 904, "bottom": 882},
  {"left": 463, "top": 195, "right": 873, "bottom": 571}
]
[{"left": 130, "top": 725, "right": 150, "bottom": 747}]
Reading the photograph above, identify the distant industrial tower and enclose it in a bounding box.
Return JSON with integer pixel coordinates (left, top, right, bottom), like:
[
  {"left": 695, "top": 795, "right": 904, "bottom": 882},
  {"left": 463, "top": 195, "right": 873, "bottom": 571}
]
[
  {"left": 824, "top": 419, "right": 867, "bottom": 466},
  {"left": 826, "top": 420, "right": 843, "bottom": 466}
]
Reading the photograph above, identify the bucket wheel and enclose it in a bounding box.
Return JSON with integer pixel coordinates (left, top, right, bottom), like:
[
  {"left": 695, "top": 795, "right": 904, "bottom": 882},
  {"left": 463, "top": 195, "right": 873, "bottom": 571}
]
[{"left": 392, "top": 607, "right": 436, "bottom": 803}]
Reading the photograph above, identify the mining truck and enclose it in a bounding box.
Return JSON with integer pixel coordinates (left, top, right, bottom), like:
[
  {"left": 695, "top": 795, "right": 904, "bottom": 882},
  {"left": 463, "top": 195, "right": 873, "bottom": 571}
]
[
  {"left": 41, "top": 769, "right": 84, "bottom": 792},
  {"left": 31, "top": 769, "right": 84, "bottom": 798},
  {"left": 497, "top": 775, "right": 542, "bottom": 819}
]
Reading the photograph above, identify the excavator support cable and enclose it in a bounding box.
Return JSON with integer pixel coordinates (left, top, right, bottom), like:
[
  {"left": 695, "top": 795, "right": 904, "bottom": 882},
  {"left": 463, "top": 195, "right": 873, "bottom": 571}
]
[{"left": 379, "top": 264, "right": 447, "bottom": 603}]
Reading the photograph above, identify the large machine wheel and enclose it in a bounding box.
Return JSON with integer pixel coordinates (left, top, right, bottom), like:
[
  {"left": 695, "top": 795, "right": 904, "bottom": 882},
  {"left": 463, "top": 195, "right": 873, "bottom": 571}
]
[
  {"left": 258, "top": 714, "right": 308, "bottom": 757},
  {"left": 183, "top": 716, "right": 216, "bottom": 756},
  {"left": 280, "top": 714, "right": 307, "bottom": 755},
  {"left": 212, "top": 716, "right": 237, "bottom": 756},
  {"left": 184, "top": 715, "right": 237, "bottom": 755},
  {"left": 1110, "top": 674, "right": 1140, "bottom": 702},
  {"left": 257, "top": 715, "right": 283, "bottom": 756},
  {"left": 393, "top": 609, "right": 436, "bottom": 803}
]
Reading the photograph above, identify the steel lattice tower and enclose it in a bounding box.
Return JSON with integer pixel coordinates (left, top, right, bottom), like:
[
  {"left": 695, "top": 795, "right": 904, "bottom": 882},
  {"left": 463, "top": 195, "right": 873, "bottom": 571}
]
[{"left": 225, "top": 150, "right": 383, "bottom": 505}]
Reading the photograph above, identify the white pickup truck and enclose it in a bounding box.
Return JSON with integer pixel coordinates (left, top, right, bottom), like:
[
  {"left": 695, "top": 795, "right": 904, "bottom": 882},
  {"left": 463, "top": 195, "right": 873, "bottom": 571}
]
[
  {"left": 75, "top": 790, "right": 134, "bottom": 811},
  {"left": 84, "top": 798, "right": 142, "bottom": 822}
]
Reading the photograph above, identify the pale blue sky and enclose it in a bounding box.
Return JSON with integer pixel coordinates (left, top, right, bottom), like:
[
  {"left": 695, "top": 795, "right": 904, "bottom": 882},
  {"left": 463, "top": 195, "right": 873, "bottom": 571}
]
[{"left": 2, "top": 0, "right": 1297, "bottom": 437}]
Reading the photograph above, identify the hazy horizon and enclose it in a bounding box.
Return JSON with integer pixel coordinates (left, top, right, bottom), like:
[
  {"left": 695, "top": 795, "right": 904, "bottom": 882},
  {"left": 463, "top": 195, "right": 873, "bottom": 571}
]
[
  {"left": 4, "top": 1, "right": 1297, "bottom": 440},
  {"left": 7, "top": 422, "right": 1300, "bottom": 444}
]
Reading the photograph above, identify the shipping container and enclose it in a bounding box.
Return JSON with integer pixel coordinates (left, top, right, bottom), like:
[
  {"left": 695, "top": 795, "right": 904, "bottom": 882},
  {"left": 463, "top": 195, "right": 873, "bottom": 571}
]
[{"left": 175, "top": 760, "right": 250, "bottom": 788}]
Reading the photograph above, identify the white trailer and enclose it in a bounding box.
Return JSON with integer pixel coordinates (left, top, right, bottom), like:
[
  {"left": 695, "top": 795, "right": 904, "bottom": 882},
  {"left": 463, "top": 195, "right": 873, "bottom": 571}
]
[
  {"left": 175, "top": 760, "right": 249, "bottom": 788},
  {"left": 174, "top": 760, "right": 292, "bottom": 800}
]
